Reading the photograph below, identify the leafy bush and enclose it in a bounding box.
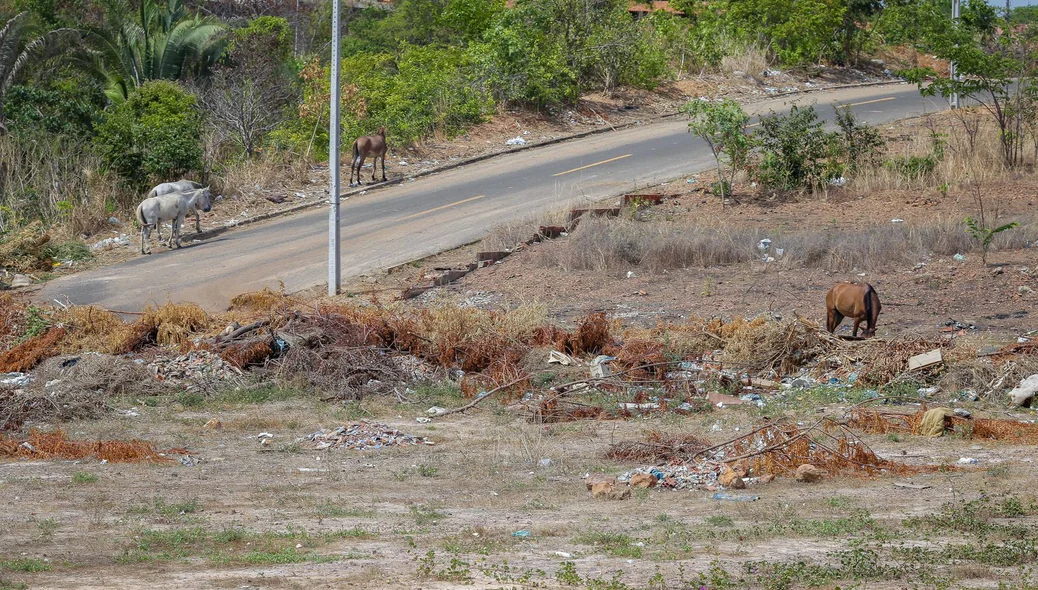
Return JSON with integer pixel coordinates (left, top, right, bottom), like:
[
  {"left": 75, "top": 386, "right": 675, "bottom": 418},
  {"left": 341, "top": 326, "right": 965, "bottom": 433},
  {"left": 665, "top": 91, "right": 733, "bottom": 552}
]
[
  {"left": 753, "top": 105, "right": 842, "bottom": 193},
  {"left": 4, "top": 77, "right": 104, "bottom": 137},
  {"left": 93, "top": 80, "right": 203, "bottom": 190},
  {"left": 835, "top": 105, "right": 885, "bottom": 173}
]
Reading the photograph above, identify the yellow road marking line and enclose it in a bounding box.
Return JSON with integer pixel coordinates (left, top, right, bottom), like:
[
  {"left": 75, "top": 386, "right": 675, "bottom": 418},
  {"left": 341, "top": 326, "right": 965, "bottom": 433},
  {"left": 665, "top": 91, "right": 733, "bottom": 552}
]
[
  {"left": 553, "top": 154, "right": 632, "bottom": 177},
  {"left": 402, "top": 195, "right": 486, "bottom": 220},
  {"left": 847, "top": 96, "right": 896, "bottom": 107}
]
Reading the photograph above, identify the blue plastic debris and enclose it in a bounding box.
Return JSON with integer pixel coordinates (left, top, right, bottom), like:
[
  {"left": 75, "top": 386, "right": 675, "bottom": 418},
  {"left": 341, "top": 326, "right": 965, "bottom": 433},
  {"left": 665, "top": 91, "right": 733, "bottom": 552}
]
[
  {"left": 512, "top": 530, "right": 531, "bottom": 538},
  {"left": 712, "top": 492, "right": 759, "bottom": 502}
]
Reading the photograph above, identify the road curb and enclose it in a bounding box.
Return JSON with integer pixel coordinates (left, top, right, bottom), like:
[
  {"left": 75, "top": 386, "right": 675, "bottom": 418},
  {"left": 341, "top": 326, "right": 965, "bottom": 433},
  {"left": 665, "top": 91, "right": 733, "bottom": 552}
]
[{"left": 195, "top": 78, "right": 907, "bottom": 240}]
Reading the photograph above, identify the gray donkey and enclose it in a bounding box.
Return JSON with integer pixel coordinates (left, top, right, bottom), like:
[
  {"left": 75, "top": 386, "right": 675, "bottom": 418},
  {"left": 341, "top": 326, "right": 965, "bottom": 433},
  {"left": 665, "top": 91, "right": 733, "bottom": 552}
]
[
  {"left": 135, "top": 188, "right": 212, "bottom": 254},
  {"left": 147, "top": 180, "right": 206, "bottom": 239}
]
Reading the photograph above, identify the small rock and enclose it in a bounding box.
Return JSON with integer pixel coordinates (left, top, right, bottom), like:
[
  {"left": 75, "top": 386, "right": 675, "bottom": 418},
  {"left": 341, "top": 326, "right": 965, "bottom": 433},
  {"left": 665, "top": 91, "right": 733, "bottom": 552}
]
[
  {"left": 203, "top": 418, "right": 222, "bottom": 430},
  {"left": 590, "top": 482, "right": 615, "bottom": 498},
  {"left": 759, "top": 474, "right": 776, "bottom": 484},
  {"left": 630, "top": 473, "right": 656, "bottom": 489},
  {"left": 991, "top": 267, "right": 1005, "bottom": 276},
  {"left": 605, "top": 486, "right": 631, "bottom": 501},
  {"left": 1020, "top": 286, "right": 1035, "bottom": 295},
  {"left": 10, "top": 274, "right": 32, "bottom": 288},
  {"left": 794, "top": 464, "right": 826, "bottom": 483},
  {"left": 586, "top": 473, "right": 617, "bottom": 490},
  {"left": 717, "top": 465, "right": 745, "bottom": 489}
]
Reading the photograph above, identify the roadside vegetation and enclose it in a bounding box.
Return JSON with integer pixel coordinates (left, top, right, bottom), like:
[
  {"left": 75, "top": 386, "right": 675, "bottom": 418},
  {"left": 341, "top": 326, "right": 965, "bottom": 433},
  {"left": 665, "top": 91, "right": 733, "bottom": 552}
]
[{"left": 0, "top": 0, "right": 1036, "bottom": 256}]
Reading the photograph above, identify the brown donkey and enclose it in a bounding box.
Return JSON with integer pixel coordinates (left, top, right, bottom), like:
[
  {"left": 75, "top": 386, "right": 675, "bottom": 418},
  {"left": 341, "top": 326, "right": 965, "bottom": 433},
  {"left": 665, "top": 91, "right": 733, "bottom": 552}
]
[
  {"left": 825, "top": 282, "right": 882, "bottom": 338},
  {"left": 349, "top": 127, "right": 388, "bottom": 186}
]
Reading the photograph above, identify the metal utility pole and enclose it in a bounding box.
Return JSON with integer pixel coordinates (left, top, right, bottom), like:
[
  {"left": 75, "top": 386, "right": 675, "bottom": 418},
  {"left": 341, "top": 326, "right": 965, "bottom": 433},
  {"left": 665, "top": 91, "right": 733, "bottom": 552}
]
[
  {"left": 328, "top": 0, "right": 342, "bottom": 295},
  {"left": 950, "top": 0, "right": 960, "bottom": 109}
]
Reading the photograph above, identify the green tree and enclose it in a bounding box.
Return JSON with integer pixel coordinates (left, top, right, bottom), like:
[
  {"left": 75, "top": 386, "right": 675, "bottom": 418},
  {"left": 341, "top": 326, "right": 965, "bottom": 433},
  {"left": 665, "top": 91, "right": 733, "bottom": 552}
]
[
  {"left": 900, "top": 1, "right": 1034, "bottom": 167},
  {"left": 0, "top": 12, "right": 79, "bottom": 129},
  {"left": 679, "top": 98, "right": 752, "bottom": 206},
  {"left": 79, "top": 0, "right": 227, "bottom": 103},
  {"left": 93, "top": 79, "right": 203, "bottom": 189}
]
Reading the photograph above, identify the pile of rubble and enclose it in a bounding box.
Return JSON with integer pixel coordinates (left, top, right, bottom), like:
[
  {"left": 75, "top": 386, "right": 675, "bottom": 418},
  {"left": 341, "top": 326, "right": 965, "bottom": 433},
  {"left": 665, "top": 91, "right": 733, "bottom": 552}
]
[
  {"left": 147, "top": 350, "right": 242, "bottom": 384},
  {"left": 299, "top": 421, "right": 434, "bottom": 451}
]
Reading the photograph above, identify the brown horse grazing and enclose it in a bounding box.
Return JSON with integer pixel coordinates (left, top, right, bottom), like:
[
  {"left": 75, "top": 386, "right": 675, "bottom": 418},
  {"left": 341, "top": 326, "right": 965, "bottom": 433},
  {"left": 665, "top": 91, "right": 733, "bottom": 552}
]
[
  {"left": 348, "top": 127, "right": 388, "bottom": 186},
  {"left": 825, "top": 282, "right": 882, "bottom": 338}
]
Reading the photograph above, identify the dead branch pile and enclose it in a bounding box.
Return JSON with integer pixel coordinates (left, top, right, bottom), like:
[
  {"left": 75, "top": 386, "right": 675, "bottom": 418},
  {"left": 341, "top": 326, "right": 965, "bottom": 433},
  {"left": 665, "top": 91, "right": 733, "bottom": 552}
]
[
  {"left": 849, "top": 408, "right": 1038, "bottom": 443},
  {"left": 695, "top": 418, "right": 941, "bottom": 478},
  {"left": 606, "top": 431, "right": 711, "bottom": 462},
  {"left": 0, "top": 354, "right": 163, "bottom": 430},
  {"left": 0, "top": 429, "right": 184, "bottom": 463},
  {"left": 270, "top": 311, "right": 404, "bottom": 401},
  {"left": 855, "top": 336, "right": 953, "bottom": 384}
]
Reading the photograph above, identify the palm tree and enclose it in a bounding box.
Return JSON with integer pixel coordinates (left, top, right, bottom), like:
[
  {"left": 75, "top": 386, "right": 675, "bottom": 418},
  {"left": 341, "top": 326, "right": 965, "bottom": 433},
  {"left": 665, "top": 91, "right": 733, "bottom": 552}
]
[
  {"left": 80, "top": 0, "right": 228, "bottom": 103},
  {"left": 0, "top": 12, "right": 79, "bottom": 131}
]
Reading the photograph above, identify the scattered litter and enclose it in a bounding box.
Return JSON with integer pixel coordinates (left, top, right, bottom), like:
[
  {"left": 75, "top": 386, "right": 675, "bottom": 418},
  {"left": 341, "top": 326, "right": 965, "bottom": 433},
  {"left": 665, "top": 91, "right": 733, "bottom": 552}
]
[
  {"left": 953, "top": 253, "right": 967, "bottom": 262},
  {"left": 893, "top": 482, "right": 931, "bottom": 490},
  {"left": 548, "top": 350, "right": 580, "bottom": 366},
  {"left": 829, "top": 177, "right": 847, "bottom": 187},
  {"left": 91, "top": 234, "right": 131, "bottom": 251},
  {"left": 512, "top": 530, "right": 531, "bottom": 538},
  {"left": 907, "top": 349, "right": 943, "bottom": 371},
  {"left": 958, "top": 457, "right": 979, "bottom": 465},
  {"left": 712, "top": 492, "right": 759, "bottom": 501},
  {"left": 1009, "top": 374, "right": 1038, "bottom": 407},
  {"left": 554, "top": 551, "right": 572, "bottom": 558},
  {"left": 257, "top": 432, "right": 274, "bottom": 439},
  {"left": 757, "top": 239, "right": 772, "bottom": 252},
  {"left": 538, "top": 458, "right": 553, "bottom": 468},
  {"left": 416, "top": 416, "right": 432, "bottom": 423},
  {"left": 891, "top": 218, "right": 904, "bottom": 223},
  {"left": 299, "top": 421, "right": 433, "bottom": 451},
  {"left": 426, "top": 406, "right": 448, "bottom": 416},
  {"left": 590, "top": 355, "right": 615, "bottom": 379},
  {"left": 505, "top": 136, "right": 527, "bottom": 146},
  {"left": 0, "top": 373, "right": 30, "bottom": 387}
]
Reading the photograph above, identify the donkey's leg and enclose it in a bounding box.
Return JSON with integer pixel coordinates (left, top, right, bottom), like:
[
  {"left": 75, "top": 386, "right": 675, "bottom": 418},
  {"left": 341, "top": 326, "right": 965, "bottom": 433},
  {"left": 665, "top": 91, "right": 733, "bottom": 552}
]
[
  {"left": 380, "top": 153, "right": 386, "bottom": 181},
  {"left": 195, "top": 209, "right": 201, "bottom": 233},
  {"left": 826, "top": 310, "right": 842, "bottom": 333},
  {"left": 371, "top": 154, "right": 378, "bottom": 181},
  {"left": 851, "top": 317, "right": 862, "bottom": 338},
  {"left": 141, "top": 224, "right": 151, "bottom": 255}
]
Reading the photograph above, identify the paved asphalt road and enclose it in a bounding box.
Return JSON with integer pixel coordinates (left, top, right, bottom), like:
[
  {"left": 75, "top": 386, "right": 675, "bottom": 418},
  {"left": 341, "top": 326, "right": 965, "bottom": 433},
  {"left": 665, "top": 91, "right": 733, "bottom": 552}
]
[{"left": 38, "top": 83, "right": 947, "bottom": 312}]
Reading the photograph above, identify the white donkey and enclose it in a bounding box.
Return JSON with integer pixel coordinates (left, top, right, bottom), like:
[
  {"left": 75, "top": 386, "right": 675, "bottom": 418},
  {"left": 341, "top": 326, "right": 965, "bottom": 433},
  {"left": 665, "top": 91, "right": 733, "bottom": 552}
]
[
  {"left": 135, "top": 188, "right": 212, "bottom": 254},
  {"left": 147, "top": 180, "right": 206, "bottom": 239}
]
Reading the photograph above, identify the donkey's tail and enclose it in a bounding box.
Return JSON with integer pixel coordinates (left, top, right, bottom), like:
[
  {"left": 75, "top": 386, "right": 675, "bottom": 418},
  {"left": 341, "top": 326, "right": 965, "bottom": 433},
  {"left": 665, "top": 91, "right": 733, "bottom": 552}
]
[
  {"left": 864, "top": 284, "right": 876, "bottom": 325},
  {"left": 352, "top": 139, "right": 359, "bottom": 161},
  {"left": 135, "top": 202, "right": 148, "bottom": 229}
]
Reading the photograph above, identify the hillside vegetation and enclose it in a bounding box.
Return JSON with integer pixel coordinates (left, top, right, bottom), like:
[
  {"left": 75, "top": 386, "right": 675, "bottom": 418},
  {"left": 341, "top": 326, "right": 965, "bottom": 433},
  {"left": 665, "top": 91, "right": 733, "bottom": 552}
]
[{"left": 0, "top": 0, "right": 1035, "bottom": 242}]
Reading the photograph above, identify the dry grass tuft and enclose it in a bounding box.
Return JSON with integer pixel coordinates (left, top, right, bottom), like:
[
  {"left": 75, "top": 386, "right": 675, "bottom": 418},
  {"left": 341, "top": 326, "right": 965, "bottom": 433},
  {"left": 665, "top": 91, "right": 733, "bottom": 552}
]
[
  {"left": 850, "top": 408, "right": 1038, "bottom": 444},
  {"left": 108, "top": 302, "right": 213, "bottom": 353},
  {"left": 533, "top": 311, "right": 615, "bottom": 357},
  {"left": 0, "top": 221, "right": 53, "bottom": 273},
  {"left": 222, "top": 337, "right": 277, "bottom": 369},
  {"left": 229, "top": 286, "right": 294, "bottom": 314},
  {"left": 0, "top": 327, "right": 67, "bottom": 373},
  {"left": 56, "top": 306, "right": 126, "bottom": 353},
  {"left": 536, "top": 213, "right": 1037, "bottom": 274}
]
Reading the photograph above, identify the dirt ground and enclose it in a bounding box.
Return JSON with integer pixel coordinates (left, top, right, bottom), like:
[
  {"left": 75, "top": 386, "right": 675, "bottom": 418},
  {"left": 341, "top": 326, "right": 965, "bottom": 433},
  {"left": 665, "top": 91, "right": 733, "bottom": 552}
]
[{"left": 11, "top": 59, "right": 1038, "bottom": 590}]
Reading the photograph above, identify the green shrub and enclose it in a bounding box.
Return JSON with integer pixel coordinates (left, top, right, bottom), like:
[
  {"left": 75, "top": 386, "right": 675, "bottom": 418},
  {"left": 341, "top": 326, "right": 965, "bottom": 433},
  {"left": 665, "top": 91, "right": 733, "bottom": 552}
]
[
  {"left": 93, "top": 80, "right": 203, "bottom": 190},
  {"left": 753, "top": 105, "right": 842, "bottom": 193}
]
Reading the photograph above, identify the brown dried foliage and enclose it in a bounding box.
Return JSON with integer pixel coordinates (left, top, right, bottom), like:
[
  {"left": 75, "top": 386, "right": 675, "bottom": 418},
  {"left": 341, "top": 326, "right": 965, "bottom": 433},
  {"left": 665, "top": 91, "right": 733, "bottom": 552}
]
[
  {"left": 113, "top": 302, "right": 212, "bottom": 352},
  {"left": 718, "top": 419, "right": 945, "bottom": 478},
  {"left": 0, "top": 429, "right": 181, "bottom": 463},
  {"left": 0, "top": 327, "right": 66, "bottom": 372},
  {"left": 0, "top": 221, "right": 52, "bottom": 273},
  {"left": 222, "top": 337, "right": 276, "bottom": 369},
  {"left": 849, "top": 408, "right": 1038, "bottom": 443},
  {"left": 533, "top": 312, "right": 613, "bottom": 357},
  {"left": 229, "top": 286, "right": 294, "bottom": 314}
]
